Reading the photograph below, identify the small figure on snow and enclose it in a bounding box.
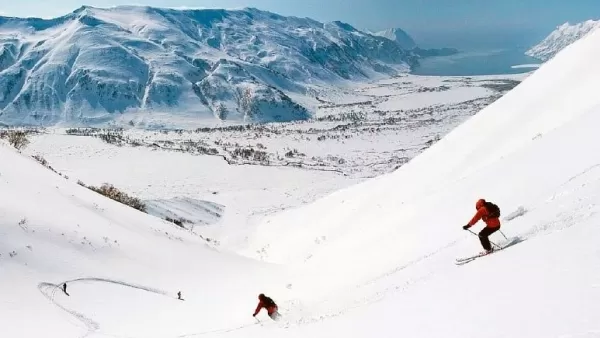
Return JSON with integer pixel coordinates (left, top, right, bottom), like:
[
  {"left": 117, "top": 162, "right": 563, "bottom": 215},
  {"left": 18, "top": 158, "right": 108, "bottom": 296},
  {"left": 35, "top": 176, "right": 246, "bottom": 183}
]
[
  {"left": 177, "top": 291, "right": 183, "bottom": 301},
  {"left": 62, "top": 283, "right": 70, "bottom": 296},
  {"left": 253, "top": 293, "right": 280, "bottom": 321},
  {"left": 463, "top": 199, "right": 501, "bottom": 254}
]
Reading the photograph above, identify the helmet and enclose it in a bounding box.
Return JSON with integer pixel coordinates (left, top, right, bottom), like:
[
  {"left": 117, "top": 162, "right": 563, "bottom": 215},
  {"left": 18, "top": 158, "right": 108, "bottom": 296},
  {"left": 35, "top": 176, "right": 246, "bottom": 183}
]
[
  {"left": 476, "top": 199, "right": 486, "bottom": 209},
  {"left": 259, "top": 293, "right": 265, "bottom": 300}
]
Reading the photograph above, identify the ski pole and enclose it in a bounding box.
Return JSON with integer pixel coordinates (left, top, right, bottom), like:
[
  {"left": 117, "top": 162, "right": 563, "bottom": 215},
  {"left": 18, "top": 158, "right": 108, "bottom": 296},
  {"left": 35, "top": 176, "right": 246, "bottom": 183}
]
[
  {"left": 499, "top": 230, "right": 509, "bottom": 241},
  {"left": 467, "top": 229, "right": 502, "bottom": 250}
]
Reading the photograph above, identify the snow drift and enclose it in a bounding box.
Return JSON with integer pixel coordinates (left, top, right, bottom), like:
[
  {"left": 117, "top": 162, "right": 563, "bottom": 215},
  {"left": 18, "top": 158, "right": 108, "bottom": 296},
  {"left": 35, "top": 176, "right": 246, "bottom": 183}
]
[{"left": 0, "top": 6, "right": 417, "bottom": 126}]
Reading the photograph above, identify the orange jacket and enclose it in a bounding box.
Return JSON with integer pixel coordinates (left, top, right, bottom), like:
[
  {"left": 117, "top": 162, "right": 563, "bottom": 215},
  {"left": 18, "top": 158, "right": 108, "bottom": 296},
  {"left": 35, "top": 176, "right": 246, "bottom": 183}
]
[
  {"left": 254, "top": 300, "right": 278, "bottom": 316},
  {"left": 468, "top": 205, "right": 500, "bottom": 228}
]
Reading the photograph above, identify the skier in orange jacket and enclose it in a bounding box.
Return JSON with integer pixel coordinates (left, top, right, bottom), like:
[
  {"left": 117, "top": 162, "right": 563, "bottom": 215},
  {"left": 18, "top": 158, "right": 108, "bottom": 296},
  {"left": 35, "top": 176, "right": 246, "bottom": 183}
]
[
  {"left": 253, "top": 294, "right": 281, "bottom": 320},
  {"left": 463, "top": 199, "right": 501, "bottom": 253}
]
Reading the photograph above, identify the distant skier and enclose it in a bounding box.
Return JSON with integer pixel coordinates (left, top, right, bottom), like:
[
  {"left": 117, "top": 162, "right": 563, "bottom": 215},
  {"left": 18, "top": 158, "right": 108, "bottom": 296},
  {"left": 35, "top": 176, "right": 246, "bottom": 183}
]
[
  {"left": 463, "top": 198, "right": 501, "bottom": 254},
  {"left": 62, "top": 283, "right": 70, "bottom": 296},
  {"left": 253, "top": 293, "right": 280, "bottom": 320},
  {"left": 177, "top": 291, "right": 183, "bottom": 301}
]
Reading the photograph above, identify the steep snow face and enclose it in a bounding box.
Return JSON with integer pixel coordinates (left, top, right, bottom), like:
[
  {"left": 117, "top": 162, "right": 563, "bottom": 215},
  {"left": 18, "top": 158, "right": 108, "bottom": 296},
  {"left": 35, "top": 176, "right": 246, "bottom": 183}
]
[
  {"left": 249, "top": 28, "right": 600, "bottom": 268},
  {"left": 250, "top": 23, "right": 600, "bottom": 274},
  {"left": 196, "top": 59, "right": 310, "bottom": 122},
  {"left": 374, "top": 28, "right": 417, "bottom": 49},
  {"left": 526, "top": 20, "right": 600, "bottom": 61},
  {"left": 241, "top": 25, "right": 600, "bottom": 333},
  {"left": 0, "top": 6, "right": 416, "bottom": 126}
]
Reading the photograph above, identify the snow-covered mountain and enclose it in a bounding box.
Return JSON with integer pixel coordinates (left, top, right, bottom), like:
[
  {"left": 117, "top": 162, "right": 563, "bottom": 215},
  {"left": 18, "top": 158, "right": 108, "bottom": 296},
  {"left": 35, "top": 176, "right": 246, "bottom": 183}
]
[
  {"left": 526, "top": 19, "right": 600, "bottom": 61},
  {"left": 374, "top": 27, "right": 458, "bottom": 57},
  {"left": 0, "top": 6, "right": 418, "bottom": 126},
  {"left": 3, "top": 19, "right": 600, "bottom": 337},
  {"left": 373, "top": 28, "right": 416, "bottom": 49}
]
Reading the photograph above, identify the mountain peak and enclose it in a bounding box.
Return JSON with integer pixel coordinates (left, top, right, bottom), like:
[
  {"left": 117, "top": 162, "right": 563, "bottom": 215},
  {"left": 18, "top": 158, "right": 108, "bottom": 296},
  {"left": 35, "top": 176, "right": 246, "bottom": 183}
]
[
  {"left": 73, "top": 5, "right": 92, "bottom": 12},
  {"left": 374, "top": 27, "right": 417, "bottom": 50},
  {"left": 331, "top": 20, "right": 357, "bottom": 31},
  {"left": 527, "top": 19, "right": 600, "bottom": 61}
]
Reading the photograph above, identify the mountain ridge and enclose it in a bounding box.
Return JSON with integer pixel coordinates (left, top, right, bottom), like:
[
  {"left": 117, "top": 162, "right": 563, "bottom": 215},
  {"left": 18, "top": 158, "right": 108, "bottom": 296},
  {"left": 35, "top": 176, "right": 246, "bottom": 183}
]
[
  {"left": 374, "top": 26, "right": 459, "bottom": 57},
  {"left": 0, "top": 6, "right": 418, "bottom": 127},
  {"left": 526, "top": 19, "right": 600, "bottom": 61},
  {"left": 373, "top": 28, "right": 417, "bottom": 49}
]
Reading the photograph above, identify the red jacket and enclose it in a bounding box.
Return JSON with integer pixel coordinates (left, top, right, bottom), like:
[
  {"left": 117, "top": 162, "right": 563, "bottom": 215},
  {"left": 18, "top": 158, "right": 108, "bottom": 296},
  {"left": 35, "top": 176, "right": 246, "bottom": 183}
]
[
  {"left": 468, "top": 205, "right": 500, "bottom": 228},
  {"left": 254, "top": 300, "right": 278, "bottom": 316}
]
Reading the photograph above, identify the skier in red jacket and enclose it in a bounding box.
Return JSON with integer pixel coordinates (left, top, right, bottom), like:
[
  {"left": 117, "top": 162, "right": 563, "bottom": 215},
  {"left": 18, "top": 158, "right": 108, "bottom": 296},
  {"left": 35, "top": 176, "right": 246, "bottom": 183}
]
[
  {"left": 253, "top": 294, "right": 280, "bottom": 320},
  {"left": 463, "top": 199, "right": 501, "bottom": 254}
]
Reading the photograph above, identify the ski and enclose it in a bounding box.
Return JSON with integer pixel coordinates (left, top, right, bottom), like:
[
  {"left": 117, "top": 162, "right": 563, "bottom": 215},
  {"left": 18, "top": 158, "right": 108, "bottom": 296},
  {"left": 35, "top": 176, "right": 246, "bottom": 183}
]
[
  {"left": 456, "top": 252, "right": 487, "bottom": 262},
  {"left": 455, "top": 237, "right": 523, "bottom": 265},
  {"left": 455, "top": 252, "right": 490, "bottom": 264}
]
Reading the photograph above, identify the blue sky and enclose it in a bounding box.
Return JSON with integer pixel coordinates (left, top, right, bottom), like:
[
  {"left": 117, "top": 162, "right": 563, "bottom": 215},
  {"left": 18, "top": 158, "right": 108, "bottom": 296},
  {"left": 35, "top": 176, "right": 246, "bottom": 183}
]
[{"left": 2, "top": 0, "right": 600, "bottom": 49}]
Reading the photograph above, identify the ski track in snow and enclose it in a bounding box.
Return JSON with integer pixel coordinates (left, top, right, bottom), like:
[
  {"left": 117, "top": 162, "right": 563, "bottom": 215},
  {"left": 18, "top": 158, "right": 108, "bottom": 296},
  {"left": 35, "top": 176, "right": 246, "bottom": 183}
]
[
  {"left": 38, "top": 282, "right": 100, "bottom": 337},
  {"left": 37, "top": 277, "right": 269, "bottom": 338},
  {"left": 38, "top": 278, "right": 175, "bottom": 337}
]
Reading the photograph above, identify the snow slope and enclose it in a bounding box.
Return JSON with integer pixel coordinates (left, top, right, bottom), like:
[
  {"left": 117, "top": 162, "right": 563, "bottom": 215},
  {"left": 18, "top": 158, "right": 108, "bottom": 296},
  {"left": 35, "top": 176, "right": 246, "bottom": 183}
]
[
  {"left": 526, "top": 19, "right": 600, "bottom": 61},
  {"left": 21, "top": 132, "right": 358, "bottom": 250},
  {"left": 3, "top": 15, "right": 600, "bottom": 338},
  {"left": 0, "top": 138, "right": 286, "bottom": 337},
  {"left": 239, "top": 24, "right": 600, "bottom": 335},
  {"left": 0, "top": 6, "right": 417, "bottom": 126}
]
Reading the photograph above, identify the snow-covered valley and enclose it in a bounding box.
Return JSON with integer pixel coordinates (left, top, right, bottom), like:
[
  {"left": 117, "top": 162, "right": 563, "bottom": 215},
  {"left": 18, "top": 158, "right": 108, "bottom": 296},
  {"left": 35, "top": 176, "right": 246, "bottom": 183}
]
[
  {"left": 2, "top": 5, "right": 600, "bottom": 338},
  {"left": 11, "top": 72, "right": 524, "bottom": 250},
  {"left": 24, "top": 73, "right": 524, "bottom": 176}
]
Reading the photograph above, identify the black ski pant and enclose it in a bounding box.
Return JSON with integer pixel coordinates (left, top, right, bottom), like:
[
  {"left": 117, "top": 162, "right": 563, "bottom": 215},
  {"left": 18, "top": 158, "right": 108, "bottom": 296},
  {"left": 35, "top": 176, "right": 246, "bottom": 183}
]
[{"left": 479, "top": 226, "right": 500, "bottom": 251}]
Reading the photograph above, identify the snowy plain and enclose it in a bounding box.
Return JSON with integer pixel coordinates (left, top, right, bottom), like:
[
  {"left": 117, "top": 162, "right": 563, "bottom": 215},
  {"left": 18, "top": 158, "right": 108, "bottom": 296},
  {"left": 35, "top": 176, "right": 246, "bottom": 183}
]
[{"left": 3, "top": 20, "right": 600, "bottom": 338}]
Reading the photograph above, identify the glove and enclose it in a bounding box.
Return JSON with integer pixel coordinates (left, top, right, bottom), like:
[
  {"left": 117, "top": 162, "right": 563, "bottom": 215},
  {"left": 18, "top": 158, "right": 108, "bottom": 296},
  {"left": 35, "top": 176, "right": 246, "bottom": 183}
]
[
  {"left": 253, "top": 314, "right": 256, "bottom": 317},
  {"left": 463, "top": 224, "right": 471, "bottom": 230}
]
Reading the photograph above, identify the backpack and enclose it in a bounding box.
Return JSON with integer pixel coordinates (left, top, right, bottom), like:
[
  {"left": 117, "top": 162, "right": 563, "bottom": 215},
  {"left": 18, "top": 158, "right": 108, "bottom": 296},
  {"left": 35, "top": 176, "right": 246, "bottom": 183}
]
[
  {"left": 484, "top": 201, "right": 501, "bottom": 218},
  {"left": 262, "top": 296, "right": 276, "bottom": 308}
]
